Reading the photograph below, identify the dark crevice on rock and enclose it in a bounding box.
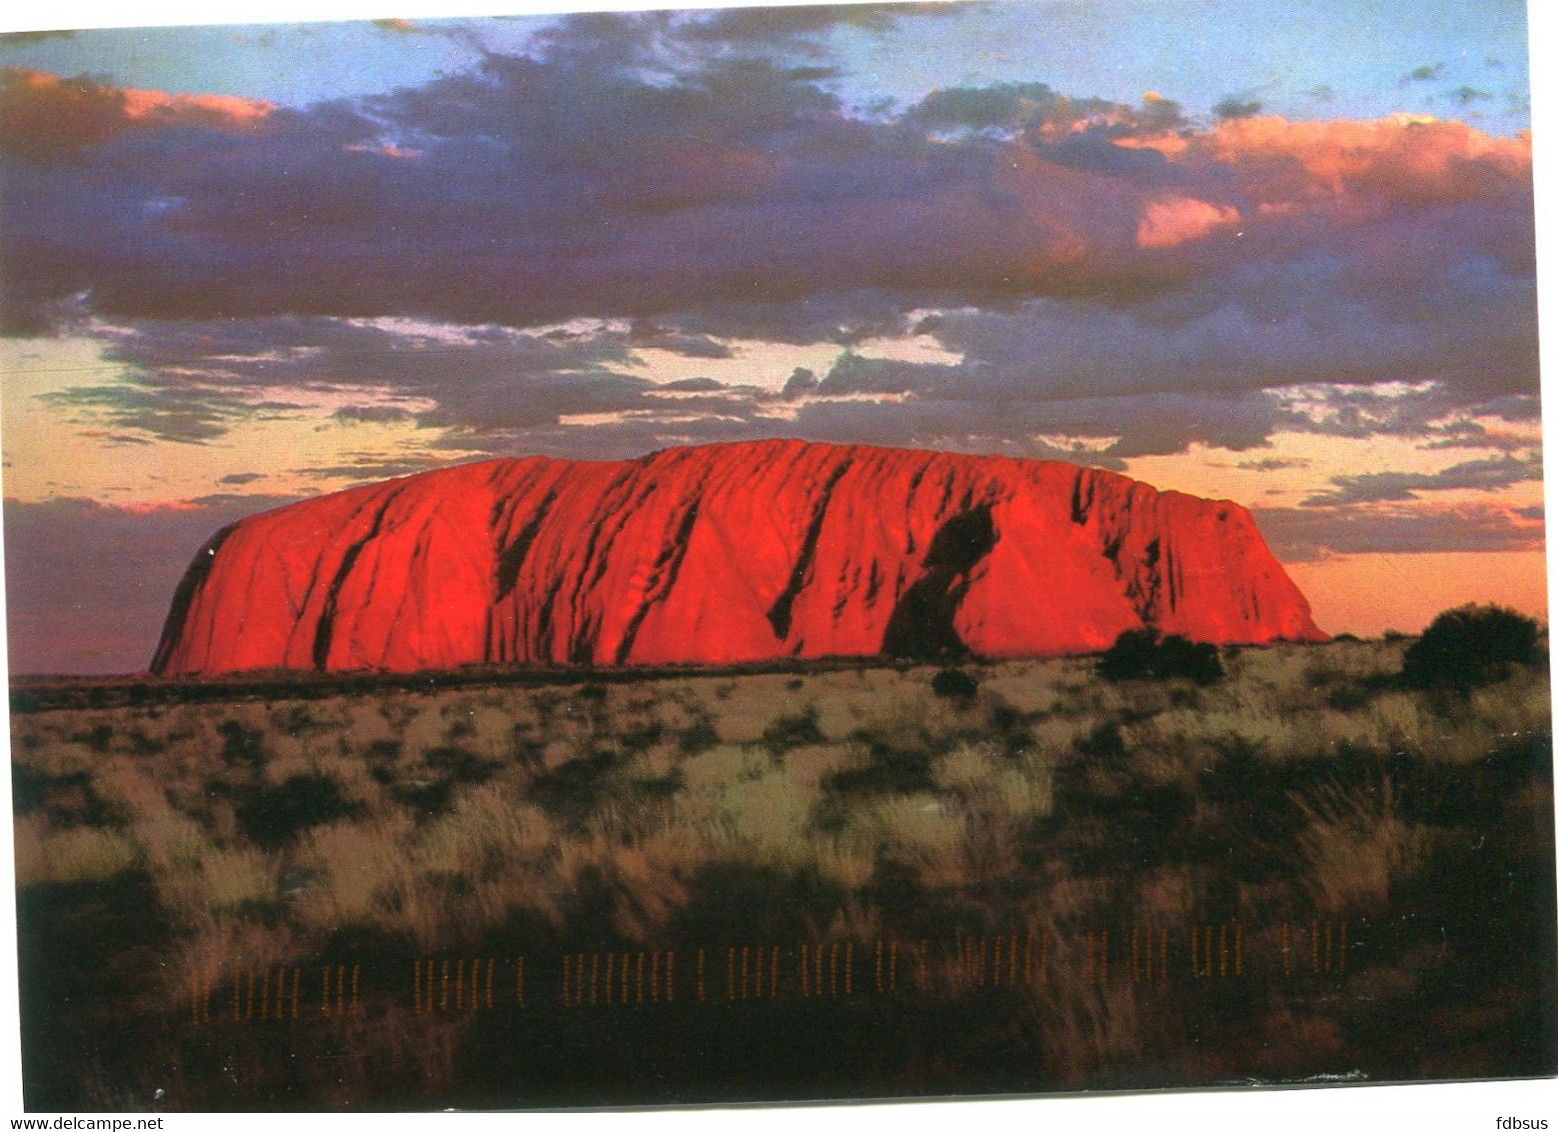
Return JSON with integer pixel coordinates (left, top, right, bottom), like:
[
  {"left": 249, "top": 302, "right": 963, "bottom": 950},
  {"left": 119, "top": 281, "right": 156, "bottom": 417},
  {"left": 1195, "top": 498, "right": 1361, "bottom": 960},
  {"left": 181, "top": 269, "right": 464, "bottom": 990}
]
[
  {"left": 766, "top": 460, "right": 851, "bottom": 642},
  {"left": 882, "top": 504, "right": 997, "bottom": 659}
]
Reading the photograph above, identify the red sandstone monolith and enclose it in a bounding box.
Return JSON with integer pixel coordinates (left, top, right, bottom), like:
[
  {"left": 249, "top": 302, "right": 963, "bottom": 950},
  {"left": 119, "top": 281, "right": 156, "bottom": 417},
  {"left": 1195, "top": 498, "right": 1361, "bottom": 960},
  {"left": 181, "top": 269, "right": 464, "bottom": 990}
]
[{"left": 150, "top": 439, "right": 1325, "bottom": 675}]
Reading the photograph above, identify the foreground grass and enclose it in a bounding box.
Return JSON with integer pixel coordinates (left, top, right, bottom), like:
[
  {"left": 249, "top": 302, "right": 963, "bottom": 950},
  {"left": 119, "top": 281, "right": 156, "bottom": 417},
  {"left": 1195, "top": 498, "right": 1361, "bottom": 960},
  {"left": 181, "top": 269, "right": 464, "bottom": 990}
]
[{"left": 9, "top": 639, "right": 1556, "bottom": 1109}]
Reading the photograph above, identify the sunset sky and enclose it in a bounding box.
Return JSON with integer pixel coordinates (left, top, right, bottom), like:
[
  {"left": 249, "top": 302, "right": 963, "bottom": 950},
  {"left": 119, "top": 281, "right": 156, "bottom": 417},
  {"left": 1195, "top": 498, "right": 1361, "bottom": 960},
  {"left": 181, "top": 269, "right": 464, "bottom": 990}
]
[{"left": 0, "top": 0, "right": 1545, "bottom": 673}]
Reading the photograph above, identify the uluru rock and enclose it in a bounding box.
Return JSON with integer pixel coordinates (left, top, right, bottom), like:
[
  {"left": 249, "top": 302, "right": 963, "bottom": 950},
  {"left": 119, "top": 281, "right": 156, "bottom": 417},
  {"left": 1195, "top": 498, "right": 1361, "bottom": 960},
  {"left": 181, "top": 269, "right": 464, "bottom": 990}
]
[{"left": 150, "top": 439, "right": 1326, "bottom": 675}]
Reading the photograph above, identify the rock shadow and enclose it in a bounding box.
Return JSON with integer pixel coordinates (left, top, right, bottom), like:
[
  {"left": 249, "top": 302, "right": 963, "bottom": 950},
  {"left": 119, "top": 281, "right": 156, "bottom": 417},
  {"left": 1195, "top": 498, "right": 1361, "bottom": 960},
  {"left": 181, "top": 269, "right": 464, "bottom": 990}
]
[{"left": 882, "top": 505, "right": 996, "bottom": 659}]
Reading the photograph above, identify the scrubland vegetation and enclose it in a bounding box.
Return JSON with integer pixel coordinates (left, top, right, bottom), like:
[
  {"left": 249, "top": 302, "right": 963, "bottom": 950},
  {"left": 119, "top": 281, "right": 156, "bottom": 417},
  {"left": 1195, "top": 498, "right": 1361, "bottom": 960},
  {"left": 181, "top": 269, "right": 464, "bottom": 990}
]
[{"left": 9, "top": 627, "right": 1555, "bottom": 1109}]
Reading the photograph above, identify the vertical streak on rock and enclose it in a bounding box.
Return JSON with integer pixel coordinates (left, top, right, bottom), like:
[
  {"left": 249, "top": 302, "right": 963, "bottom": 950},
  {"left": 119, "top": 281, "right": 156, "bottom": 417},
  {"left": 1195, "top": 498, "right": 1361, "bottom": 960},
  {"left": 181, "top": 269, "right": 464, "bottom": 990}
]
[
  {"left": 488, "top": 488, "right": 558, "bottom": 662},
  {"left": 614, "top": 501, "right": 701, "bottom": 664},
  {"left": 493, "top": 489, "right": 558, "bottom": 603},
  {"left": 531, "top": 467, "right": 635, "bottom": 663},
  {"left": 1070, "top": 469, "right": 1094, "bottom": 525},
  {"left": 312, "top": 502, "right": 391, "bottom": 671},
  {"left": 766, "top": 458, "right": 852, "bottom": 644}
]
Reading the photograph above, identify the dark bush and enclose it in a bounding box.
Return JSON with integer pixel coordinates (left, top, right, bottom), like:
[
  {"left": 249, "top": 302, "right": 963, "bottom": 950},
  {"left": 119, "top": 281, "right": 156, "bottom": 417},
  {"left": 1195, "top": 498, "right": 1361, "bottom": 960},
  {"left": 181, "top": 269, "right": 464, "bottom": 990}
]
[
  {"left": 761, "top": 707, "right": 825, "bottom": 755},
  {"left": 216, "top": 720, "right": 266, "bottom": 767},
  {"left": 1097, "top": 628, "right": 1224, "bottom": 684},
  {"left": 527, "top": 750, "right": 682, "bottom": 831},
  {"left": 235, "top": 773, "right": 360, "bottom": 849},
  {"left": 930, "top": 668, "right": 979, "bottom": 699},
  {"left": 70, "top": 724, "right": 115, "bottom": 753},
  {"left": 526, "top": 750, "right": 619, "bottom": 827},
  {"left": 1153, "top": 634, "right": 1226, "bottom": 684},
  {"left": 363, "top": 739, "right": 402, "bottom": 762},
  {"left": 424, "top": 744, "right": 498, "bottom": 784},
  {"left": 822, "top": 745, "right": 935, "bottom": 798},
  {"left": 617, "top": 721, "right": 665, "bottom": 753},
  {"left": 1073, "top": 721, "right": 1129, "bottom": 761},
  {"left": 677, "top": 716, "right": 721, "bottom": 755},
  {"left": 1402, "top": 604, "right": 1543, "bottom": 690},
  {"left": 1097, "top": 628, "right": 1157, "bottom": 682}
]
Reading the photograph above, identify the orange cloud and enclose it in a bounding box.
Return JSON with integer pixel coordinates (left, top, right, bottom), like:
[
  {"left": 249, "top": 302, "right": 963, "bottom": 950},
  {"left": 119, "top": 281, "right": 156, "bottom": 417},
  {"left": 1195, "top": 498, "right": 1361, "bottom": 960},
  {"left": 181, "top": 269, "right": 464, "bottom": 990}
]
[
  {"left": 1136, "top": 195, "right": 1240, "bottom": 249},
  {"left": 118, "top": 86, "right": 273, "bottom": 129},
  {"left": 0, "top": 67, "right": 273, "bottom": 160},
  {"left": 993, "top": 113, "right": 1525, "bottom": 273},
  {"left": 1137, "top": 114, "right": 1529, "bottom": 211}
]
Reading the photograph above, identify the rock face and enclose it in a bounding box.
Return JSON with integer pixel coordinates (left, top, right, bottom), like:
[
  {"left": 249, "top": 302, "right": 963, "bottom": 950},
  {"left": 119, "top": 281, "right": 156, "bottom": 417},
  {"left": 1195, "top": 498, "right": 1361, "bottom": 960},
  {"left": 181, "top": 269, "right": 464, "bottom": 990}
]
[{"left": 150, "top": 439, "right": 1326, "bottom": 675}]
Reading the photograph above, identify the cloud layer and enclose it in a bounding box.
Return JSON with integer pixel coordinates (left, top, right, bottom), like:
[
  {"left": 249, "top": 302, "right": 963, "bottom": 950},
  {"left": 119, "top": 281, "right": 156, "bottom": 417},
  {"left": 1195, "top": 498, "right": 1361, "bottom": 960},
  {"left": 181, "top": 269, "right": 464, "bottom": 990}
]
[
  {"left": 0, "top": 6, "right": 1543, "bottom": 670},
  {"left": 0, "top": 13, "right": 1534, "bottom": 375}
]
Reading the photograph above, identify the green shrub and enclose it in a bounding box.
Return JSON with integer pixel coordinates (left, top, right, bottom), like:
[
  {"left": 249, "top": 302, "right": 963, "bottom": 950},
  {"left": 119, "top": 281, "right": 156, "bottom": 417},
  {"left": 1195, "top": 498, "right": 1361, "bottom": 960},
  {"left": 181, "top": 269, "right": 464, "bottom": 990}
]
[
  {"left": 1097, "top": 628, "right": 1224, "bottom": 685},
  {"left": 1401, "top": 604, "right": 1543, "bottom": 690}
]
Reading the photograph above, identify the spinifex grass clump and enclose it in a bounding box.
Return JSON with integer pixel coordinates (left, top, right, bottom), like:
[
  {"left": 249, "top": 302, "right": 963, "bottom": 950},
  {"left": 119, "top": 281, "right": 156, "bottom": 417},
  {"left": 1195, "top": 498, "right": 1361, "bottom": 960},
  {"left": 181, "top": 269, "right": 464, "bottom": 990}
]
[{"left": 7, "top": 631, "right": 1553, "bottom": 1109}]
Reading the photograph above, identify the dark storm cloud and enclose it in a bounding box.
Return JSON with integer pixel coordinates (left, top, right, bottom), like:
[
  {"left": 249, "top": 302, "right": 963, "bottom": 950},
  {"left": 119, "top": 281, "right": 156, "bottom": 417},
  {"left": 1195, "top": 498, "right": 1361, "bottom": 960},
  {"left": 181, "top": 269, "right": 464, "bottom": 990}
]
[
  {"left": 56, "top": 295, "right": 1538, "bottom": 466},
  {"left": 0, "top": 11, "right": 1537, "bottom": 465},
  {"left": 658, "top": 377, "right": 728, "bottom": 392},
  {"left": 37, "top": 373, "right": 254, "bottom": 444},
  {"left": 0, "top": 66, "right": 272, "bottom": 163},
  {"left": 671, "top": 291, "right": 916, "bottom": 346},
  {"left": 781, "top": 396, "right": 1129, "bottom": 466},
  {"left": 1237, "top": 457, "right": 1311, "bottom": 471},
  {"left": 1213, "top": 96, "right": 1262, "bottom": 120},
  {"left": 679, "top": 2, "right": 967, "bottom": 53},
  {"left": 627, "top": 321, "right": 735, "bottom": 359},
  {"left": 1301, "top": 453, "right": 1542, "bottom": 506},
  {"left": 782, "top": 368, "right": 819, "bottom": 399},
  {"left": 414, "top": 370, "right": 664, "bottom": 433},
  {"left": 333, "top": 405, "right": 415, "bottom": 424},
  {"left": 1252, "top": 503, "right": 1543, "bottom": 562},
  {"left": 36, "top": 310, "right": 797, "bottom": 455},
  {"left": 289, "top": 454, "right": 451, "bottom": 483},
  {"left": 811, "top": 351, "right": 967, "bottom": 397},
  {"left": 914, "top": 260, "right": 1535, "bottom": 414},
  {"left": 895, "top": 81, "right": 1172, "bottom": 139},
  {"left": 1267, "top": 387, "right": 1542, "bottom": 449},
  {"left": 3, "top": 18, "right": 1530, "bottom": 348},
  {"left": 49, "top": 315, "right": 660, "bottom": 444},
  {"left": 1419, "top": 423, "right": 1533, "bottom": 452},
  {"left": 899, "top": 81, "right": 1065, "bottom": 132}
]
